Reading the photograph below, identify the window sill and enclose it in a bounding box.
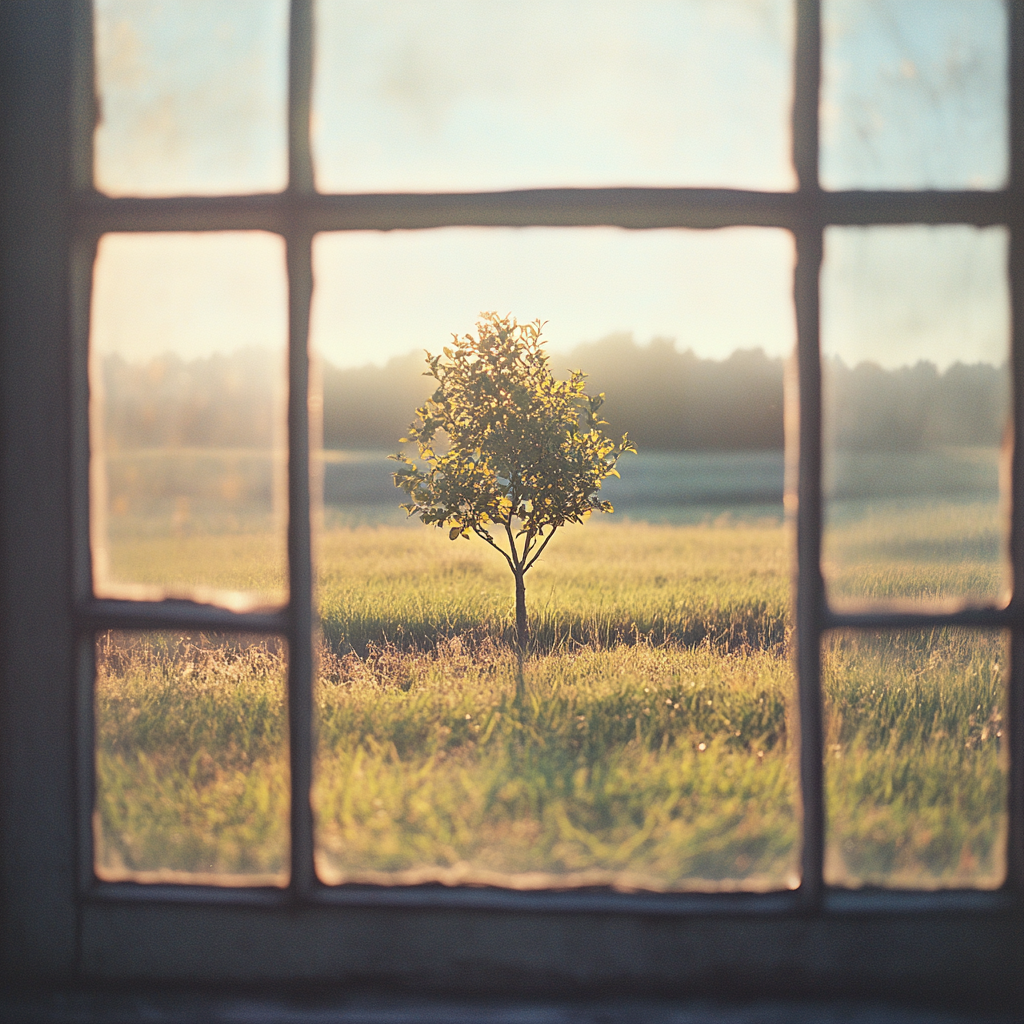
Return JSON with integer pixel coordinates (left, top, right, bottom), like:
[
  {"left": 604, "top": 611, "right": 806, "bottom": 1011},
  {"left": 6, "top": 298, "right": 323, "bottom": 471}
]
[{"left": 1, "top": 987, "right": 1020, "bottom": 1024}]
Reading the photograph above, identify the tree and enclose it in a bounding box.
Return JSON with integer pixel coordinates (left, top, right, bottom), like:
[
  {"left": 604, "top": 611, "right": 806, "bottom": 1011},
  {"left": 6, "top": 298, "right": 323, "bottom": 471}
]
[{"left": 391, "top": 312, "right": 636, "bottom": 648}]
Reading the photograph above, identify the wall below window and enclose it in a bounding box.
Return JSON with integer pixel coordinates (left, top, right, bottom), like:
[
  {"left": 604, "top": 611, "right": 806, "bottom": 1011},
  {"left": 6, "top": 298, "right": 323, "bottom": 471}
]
[{"left": 0, "top": 987, "right": 1022, "bottom": 1024}]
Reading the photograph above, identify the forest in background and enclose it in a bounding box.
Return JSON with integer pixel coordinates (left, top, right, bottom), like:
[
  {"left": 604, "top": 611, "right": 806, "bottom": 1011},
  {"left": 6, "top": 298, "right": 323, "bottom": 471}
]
[{"left": 100, "top": 334, "right": 1008, "bottom": 452}]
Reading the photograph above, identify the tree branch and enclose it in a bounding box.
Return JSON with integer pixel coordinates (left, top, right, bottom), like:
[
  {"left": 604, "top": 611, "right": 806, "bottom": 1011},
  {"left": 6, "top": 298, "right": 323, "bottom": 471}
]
[
  {"left": 524, "top": 527, "right": 558, "bottom": 573},
  {"left": 521, "top": 526, "right": 537, "bottom": 561},
  {"left": 503, "top": 520, "right": 523, "bottom": 572},
  {"left": 472, "top": 522, "right": 516, "bottom": 573}
]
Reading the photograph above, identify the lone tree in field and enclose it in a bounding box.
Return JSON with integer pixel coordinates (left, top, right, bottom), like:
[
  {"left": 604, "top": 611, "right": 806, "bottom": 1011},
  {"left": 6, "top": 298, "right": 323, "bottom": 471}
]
[{"left": 391, "top": 312, "right": 635, "bottom": 648}]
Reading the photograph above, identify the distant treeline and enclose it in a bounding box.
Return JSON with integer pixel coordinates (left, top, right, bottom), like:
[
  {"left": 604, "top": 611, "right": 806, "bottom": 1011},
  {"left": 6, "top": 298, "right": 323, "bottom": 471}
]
[
  {"left": 321, "top": 336, "right": 786, "bottom": 451},
  {"left": 100, "top": 349, "right": 283, "bottom": 450},
  {"left": 823, "top": 357, "right": 1007, "bottom": 450},
  {"left": 100, "top": 337, "right": 1008, "bottom": 452},
  {"left": 322, "top": 335, "right": 1007, "bottom": 451}
]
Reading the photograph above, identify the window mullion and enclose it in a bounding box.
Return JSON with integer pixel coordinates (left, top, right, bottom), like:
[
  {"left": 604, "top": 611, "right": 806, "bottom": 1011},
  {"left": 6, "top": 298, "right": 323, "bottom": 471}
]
[
  {"left": 792, "top": 0, "right": 820, "bottom": 196},
  {"left": 794, "top": 223, "right": 824, "bottom": 906},
  {"left": 286, "top": 232, "right": 315, "bottom": 898},
  {"left": 792, "top": 0, "right": 825, "bottom": 908},
  {"left": 285, "top": 0, "right": 316, "bottom": 899},
  {"left": 288, "top": 0, "right": 314, "bottom": 198},
  {"left": 72, "top": 226, "right": 99, "bottom": 896},
  {"left": 1006, "top": 0, "right": 1024, "bottom": 894}
]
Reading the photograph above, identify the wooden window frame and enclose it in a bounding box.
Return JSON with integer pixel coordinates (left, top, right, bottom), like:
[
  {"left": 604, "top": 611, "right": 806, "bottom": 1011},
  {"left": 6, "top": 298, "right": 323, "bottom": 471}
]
[{"left": 1, "top": 0, "right": 1021, "bottom": 1010}]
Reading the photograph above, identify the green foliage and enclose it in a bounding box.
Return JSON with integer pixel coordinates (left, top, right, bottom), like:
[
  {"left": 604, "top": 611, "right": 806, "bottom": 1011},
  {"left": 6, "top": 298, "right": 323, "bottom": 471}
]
[{"left": 391, "top": 313, "right": 635, "bottom": 642}]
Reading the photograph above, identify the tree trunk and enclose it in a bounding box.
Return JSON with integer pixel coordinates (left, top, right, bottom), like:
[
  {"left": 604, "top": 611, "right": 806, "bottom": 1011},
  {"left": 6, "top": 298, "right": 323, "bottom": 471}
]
[{"left": 514, "top": 570, "right": 528, "bottom": 649}]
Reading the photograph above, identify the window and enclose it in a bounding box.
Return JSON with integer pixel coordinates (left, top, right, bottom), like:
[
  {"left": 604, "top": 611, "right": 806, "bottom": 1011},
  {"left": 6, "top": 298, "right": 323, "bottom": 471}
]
[{"left": 0, "top": 0, "right": 1021, "bottom": 1012}]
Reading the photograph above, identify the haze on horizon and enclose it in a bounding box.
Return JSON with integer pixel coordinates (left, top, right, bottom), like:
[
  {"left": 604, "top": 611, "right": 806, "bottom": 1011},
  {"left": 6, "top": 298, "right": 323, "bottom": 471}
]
[{"left": 91, "top": 223, "right": 1009, "bottom": 374}]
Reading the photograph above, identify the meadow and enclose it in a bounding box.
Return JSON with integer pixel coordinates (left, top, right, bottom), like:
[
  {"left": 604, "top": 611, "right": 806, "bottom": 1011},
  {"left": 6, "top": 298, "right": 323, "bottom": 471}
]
[{"left": 94, "top": 509, "right": 1007, "bottom": 891}]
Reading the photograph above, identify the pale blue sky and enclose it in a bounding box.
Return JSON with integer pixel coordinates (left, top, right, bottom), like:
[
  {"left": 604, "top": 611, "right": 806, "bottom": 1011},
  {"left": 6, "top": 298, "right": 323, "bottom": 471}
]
[
  {"left": 821, "top": 0, "right": 1007, "bottom": 189},
  {"left": 822, "top": 225, "right": 1009, "bottom": 369},
  {"left": 92, "top": 1, "right": 1009, "bottom": 370},
  {"left": 94, "top": 0, "right": 289, "bottom": 195},
  {"left": 312, "top": 0, "right": 795, "bottom": 192}
]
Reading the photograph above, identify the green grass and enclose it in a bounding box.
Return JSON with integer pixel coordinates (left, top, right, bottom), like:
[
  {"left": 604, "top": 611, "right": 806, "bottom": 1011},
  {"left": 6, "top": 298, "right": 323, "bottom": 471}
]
[
  {"left": 823, "top": 628, "right": 1006, "bottom": 888},
  {"left": 98, "top": 448, "right": 287, "bottom": 605},
  {"left": 94, "top": 516, "right": 1008, "bottom": 890},
  {"left": 104, "top": 531, "right": 287, "bottom": 600},
  {"left": 95, "top": 632, "right": 289, "bottom": 884},
  {"left": 315, "top": 640, "right": 795, "bottom": 889},
  {"left": 318, "top": 519, "right": 790, "bottom": 654},
  {"left": 823, "top": 498, "right": 1005, "bottom": 605}
]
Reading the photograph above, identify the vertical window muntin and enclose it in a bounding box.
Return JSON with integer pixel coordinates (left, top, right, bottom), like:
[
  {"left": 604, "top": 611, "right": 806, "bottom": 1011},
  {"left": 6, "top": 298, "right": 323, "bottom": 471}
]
[{"left": 75, "top": 0, "right": 1022, "bottom": 905}]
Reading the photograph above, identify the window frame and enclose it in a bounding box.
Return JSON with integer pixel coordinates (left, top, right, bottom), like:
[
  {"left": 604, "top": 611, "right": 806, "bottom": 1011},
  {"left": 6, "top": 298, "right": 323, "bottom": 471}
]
[{"left": 1, "top": 0, "right": 1022, "bottom": 1007}]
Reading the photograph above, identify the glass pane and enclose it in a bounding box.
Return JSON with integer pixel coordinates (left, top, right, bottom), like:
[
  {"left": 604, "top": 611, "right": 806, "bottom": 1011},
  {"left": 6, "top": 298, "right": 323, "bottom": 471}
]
[
  {"left": 93, "top": 0, "right": 288, "bottom": 196},
  {"left": 824, "top": 629, "right": 1007, "bottom": 889},
  {"left": 312, "top": 0, "right": 795, "bottom": 193},
  {"left": 821, "top": 0, "right": 1008, "bottom": 190},
  {"left": 311, "top": 227, "right": 799, "bottom": 890},
  {"left": 821, "top": 226, "right": 1010, "bottom": 609},
  {"left": 90, "top": 233, "right": 288, "bottom": 609},
  {"left": 94, "top": 631, "right": 289, "bottom": 884}
]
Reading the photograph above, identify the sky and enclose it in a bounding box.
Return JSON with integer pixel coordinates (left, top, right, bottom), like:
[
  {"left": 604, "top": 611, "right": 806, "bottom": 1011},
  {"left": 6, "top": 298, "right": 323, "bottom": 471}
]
[
  {"left": 91, "top": 232, "right": 288, "bottom": 361},
  {"left": 91, "top": 0, "right": 1009, "bottom": 371}
]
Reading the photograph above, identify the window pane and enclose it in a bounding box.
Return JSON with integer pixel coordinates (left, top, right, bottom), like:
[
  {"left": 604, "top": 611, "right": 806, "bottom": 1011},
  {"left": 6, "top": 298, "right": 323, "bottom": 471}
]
[
  {"left": 311, "top": 227, "right": 799, "bottom": 890},
  {"left": 824, "top": 629, "right": 1007, "bottom": 889},
  {"left": 94, "top": 631, "right": 289, "bottom": 884},
  {"left": 90, "top": 233, "right": 288, "bottom": 609},
  {"left": 821, "top": 226, "right": 1010, "bottom": 609},
  {"left": 312, "top": 0, "right": 796, "bottom": 193},
  {"left": 821, "top": 0, "right": 1008, "bottom": 190},
  {"left": 93, "top": 0, "right": 289, "bottom": 196}
]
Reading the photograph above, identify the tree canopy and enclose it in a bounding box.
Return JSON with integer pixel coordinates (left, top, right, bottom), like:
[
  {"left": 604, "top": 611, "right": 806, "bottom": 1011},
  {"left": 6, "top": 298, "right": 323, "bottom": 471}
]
[{"left": 391, "top": 312, "right": 635, "bottom": 646}]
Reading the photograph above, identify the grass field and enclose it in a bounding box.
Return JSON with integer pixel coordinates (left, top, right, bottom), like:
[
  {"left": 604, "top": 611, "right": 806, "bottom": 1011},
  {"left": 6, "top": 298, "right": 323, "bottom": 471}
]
[
  {"left": 824, "top": 499, "right": 1004, "bottom": 607},
  {"left": 822, "top": 628, "right": 1005, "bottom": 887},
  {"left": 94, "top": 515, "right": 1007, "bottom": 890}
]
